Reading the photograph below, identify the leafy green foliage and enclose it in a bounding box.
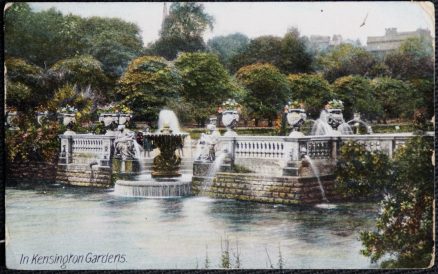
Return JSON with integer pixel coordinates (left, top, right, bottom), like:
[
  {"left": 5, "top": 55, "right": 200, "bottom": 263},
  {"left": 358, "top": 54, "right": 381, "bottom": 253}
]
[
  {"left": 5, "top": 4, "right": 83, "bottom": 67},
  {"left": 50, "top": 55, "right": 110, "bottom": 103},
  {"left": 230, "top": 29, "right": 313, "bottom": 74},
  {"left": 151, "top": 2, "right": 213, "bottom": 60},
  {"left": 207, "top": 33, "right": 249, "bottom": 69},
  {"left": 384, "top": 37, "right": 434, "bottom": 81},
  {"left": 6, "top": 118, "right": 62, "bottom": 163},
  {"left": 175, "top": 52, "right": 239, "bottom": 126},
  {"left": 80, "top": 17, "right": 143, "bottom": 78},
  {"left": 116, "top": 56, "right": 182, "bottom": 122},
  {"left": 371, "top": 77, "right": 415, "bottom": 122},
  {"left": 47, "top": 84, "right": 93, "bottom": 124},
  {"left": 332, "top": 76, "right": 381, "bottom": 120},
  {"left": 5, "top": 57, "right": 48, "bottom": 111},
  {"left": 5, "top": 3, "right": 143, "bottom": 83},
  {"left": 335, "top": 141, "right": 392, "bottom": 198},
  {"left": 6, "top": 81, "right": 33, "bottom": 112},
  {"left": 287, "top": 73, "right": 333, "bottom": 118},
  {"left": 236, "top": 63, "right": 290, "bottom": 126},
  {"left": 316, "top": 44, "right": 382, "bottom": 82},
  {"left": 409, "top": 79, "right": 434, "bottom": 119},
  {"left": 360, "top": 136, "right": 433, "bottom": 268}
]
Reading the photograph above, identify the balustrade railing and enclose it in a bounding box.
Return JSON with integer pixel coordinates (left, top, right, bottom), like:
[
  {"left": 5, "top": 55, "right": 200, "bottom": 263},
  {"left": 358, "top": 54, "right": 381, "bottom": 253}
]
[
  {"left": 218, "top": 133, "right": 429, "bottom": 162},
  {"left": 59, "top": 134, "right": 115, "bottom": 167}
]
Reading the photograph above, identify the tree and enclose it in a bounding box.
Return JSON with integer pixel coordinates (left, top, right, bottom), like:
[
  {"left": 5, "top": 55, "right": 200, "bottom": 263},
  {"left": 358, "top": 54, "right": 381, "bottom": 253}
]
[
  {"left": 50, "top": 55, "right": 110, "bottom": 104},
  {"left": 287, "top": 73, "right": 333, "bottom": 118},
  {"left": 230, "top": 29, "right": 313, "bottom": 75},
  {"left": 236, "top": 63, "right": 290, "bottom": 126},
  {"left": 116, "top": 56, "right": 182, "bottom": 123},
  {"left": 5, "top": 3, "right": 143, "bottom": 80},
  {"left": 79, "top": 17, "right": 143, "bottom": 78},
  {"left": 316, "top": 44, "right": 382, "bottom": 82},
  {"left": 335, "top": 141, "right": 392, "bottom": 199},
  {"left": 278, "top": 28, "right": 313, "bottom": 74},
  {"left": 371, "top": 77, "right": 415, "bottom": 123},
  {"left": 384, "top": 37, "right": 434, "bottom": 81},
  {"left": 360, "top": 136, "right": 433, "bottom": 268},
  {"left": 332, "top": 76, "right": 381, "bottom": 121},
  {"left": 5, "top": 58, "right": 46, "bottom": 112},
  {"left": 151, "top": 2, "right": 214, "bottom": 60},
  {"left": 230, "top": 36, "right": 282, "bottom": 73},
  {"left": 409, "top": 79, "right": 434, "bottom": 119},
  {"left": 175, "top": 52, "right": 240, "bottom": 126},
  {"left": 207, "top": 33, "right": 249, "bottom": 69},
  {"left": 5, "top": 4, "right": 84, "bottom": 68}
]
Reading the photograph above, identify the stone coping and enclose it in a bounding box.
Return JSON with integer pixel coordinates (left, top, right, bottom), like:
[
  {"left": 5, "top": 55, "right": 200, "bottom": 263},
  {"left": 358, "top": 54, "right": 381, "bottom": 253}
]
[{"left": 218, "top": 132, "right": 432, "bottom": 142}]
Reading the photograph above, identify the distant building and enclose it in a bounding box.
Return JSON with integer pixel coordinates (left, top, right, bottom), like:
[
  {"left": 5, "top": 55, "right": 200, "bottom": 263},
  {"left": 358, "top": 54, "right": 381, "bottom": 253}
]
[
  {"left": 308, "top": 35, "right": 361, "bottom": 53},
  {"left": 366, "top": 28, "right": 432, "bottom": 56},
  {"left": 309, "top": 35, "right": 331, "bottom": 52}
]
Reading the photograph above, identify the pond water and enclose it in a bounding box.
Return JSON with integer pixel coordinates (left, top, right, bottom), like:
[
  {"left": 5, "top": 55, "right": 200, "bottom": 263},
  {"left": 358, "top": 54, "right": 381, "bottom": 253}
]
[{"left": 6, "top": 186, "right": 379, "bottom": 270}]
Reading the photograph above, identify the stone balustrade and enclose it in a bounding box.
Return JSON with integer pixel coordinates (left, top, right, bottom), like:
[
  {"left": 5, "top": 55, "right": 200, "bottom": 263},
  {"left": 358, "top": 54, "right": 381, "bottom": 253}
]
[
  {"left": 218, "top": 132, "right": 431, "bottom": 162},
  {"left": 59, "top": 134, "right": 115, "bottom": 167}
]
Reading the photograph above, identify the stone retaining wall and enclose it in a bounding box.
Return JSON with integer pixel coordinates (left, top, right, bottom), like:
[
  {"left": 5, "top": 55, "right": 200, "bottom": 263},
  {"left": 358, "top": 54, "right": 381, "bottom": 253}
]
[
  {"left": 192, "top": 172, "right": 342, "bottom": 204},
  {"left": 6, "top": 161, "right": 58, "bottom": 185},
  {"left": 56, "top": 164, "right": 112, "bottom": 187},
  {"left": 6, "top": 161, "right": 113, "bottom": 187}
]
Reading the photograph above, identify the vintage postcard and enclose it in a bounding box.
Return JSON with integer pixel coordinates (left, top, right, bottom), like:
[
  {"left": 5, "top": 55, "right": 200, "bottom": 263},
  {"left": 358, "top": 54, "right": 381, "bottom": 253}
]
[{"left": 4, "top": 1, "right": 435, "bottom": 270}]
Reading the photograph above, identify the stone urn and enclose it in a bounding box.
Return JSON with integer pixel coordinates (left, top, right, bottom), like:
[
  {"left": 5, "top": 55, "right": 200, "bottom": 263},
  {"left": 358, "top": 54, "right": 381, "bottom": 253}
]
[
  {"left": 326, "top": 109, "right": 344, "bottom": 130},
  {"left": 99, "top": 113, "right": 119, "bottom": 135},
  {"left": 36, "top": 111, "right": 48, "bottom": 126},
  {"left": 118, "top": 113, "right": 132, "bottom": 126},
  {"left": 287, "top": 108, "right": 307, "bottom": 136},
  {"left": 222, "top": 110, "right": 239, "bottom": 137},
  {"left": 60, "top": 113, "right": 76, "bottom": 135},
  {"left": 6, "top": 111, "right": 19, "bottom": 130}
]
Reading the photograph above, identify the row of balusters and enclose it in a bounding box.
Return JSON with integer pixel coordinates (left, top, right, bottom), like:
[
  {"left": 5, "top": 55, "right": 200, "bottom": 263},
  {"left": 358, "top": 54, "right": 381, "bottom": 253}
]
[{"left": 235, "top": 141, "right": 285, "bottom": 158}]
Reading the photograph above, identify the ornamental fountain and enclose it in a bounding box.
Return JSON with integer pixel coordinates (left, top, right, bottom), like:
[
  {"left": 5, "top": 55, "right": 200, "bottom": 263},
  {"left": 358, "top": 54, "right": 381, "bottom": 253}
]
[
  {"left": 114, "top": 109, "right": 191, "bottom": 197},
  {"left": 311, "top": 100, "right": 353, "bottom": 136}
]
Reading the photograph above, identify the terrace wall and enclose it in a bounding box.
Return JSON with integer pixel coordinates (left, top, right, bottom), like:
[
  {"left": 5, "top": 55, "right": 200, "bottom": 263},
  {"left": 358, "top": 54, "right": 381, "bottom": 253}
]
[
  {"left": 6, "top": 161, "right": 113, "bottom": 188},
  {"left": 192, "top": 172, "right": 342, "bottom": 204}
]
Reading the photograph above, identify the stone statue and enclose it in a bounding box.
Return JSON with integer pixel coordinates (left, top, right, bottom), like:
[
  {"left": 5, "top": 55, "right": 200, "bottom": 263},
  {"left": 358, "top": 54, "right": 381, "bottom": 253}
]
[{"left": 114, "top": 126, "right": 136, "bottom": 160}]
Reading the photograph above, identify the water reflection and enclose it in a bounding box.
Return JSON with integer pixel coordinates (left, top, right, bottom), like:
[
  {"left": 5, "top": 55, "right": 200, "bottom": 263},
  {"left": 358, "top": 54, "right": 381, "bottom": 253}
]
[{"left": 6, "top": 187, "right": 378, "bottom": 269}]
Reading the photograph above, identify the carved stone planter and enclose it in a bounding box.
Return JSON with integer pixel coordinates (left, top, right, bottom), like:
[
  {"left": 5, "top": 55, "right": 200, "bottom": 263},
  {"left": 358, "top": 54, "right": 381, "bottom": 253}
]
[
  {"left": 60, "top": 113, "right": 76, "bottom": 135},
  {"left": 6, "top": 111, "right": 19, "bottom": 130},
  {"left": 326, "top": 109, "right": 344, "bottom": 130},
  {"left": 287, "top": 108, "right": 306, "bottom": 136},
  {"left": 222, "top": 110, "right": 239, "bottom": 137}
]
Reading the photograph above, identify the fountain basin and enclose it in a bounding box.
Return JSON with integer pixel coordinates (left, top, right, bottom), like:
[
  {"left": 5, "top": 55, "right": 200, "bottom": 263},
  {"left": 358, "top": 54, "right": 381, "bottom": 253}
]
[
  {"left": 144, "top": 133, "right": 188, "bottom": 178},
  {"left": 114, "top": 175, "right": 191, "bottom": 198}
]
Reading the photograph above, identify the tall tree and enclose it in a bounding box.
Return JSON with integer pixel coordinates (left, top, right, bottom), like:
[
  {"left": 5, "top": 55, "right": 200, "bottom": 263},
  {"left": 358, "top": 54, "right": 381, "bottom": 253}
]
[
  {"left": 151, "top": 2, "right": 214, "bottom": 60},
  {"left": 236, "top": 63, "right": 290, "bottom": 126},
  {"left": 79, "top": 17, "right": 143, "bottom": 78},
  {"left": 332, "top": 75, "right": 382, "bottom": 121},
  {"left": 279, "top": 28, "right": 313, "bottom": 74},
  {"left": 175, "top": 52, "right": 240, "bottom": 126},
  {"left": 230, "top": 29, "right": 313, "bottom": 74},
  {"left": 287, "top": 73, "right": 333, "bottom": 119},
  {"left": 50, "top": 55, "right": 110, "bottom": 104},
  {"left": 316, "top": 44, "right": 382, "bottom": 82},
  {"left": 371, "top": 77, "right": 415, "bottom": 123},
  {"left": 207, "top": 33, "right": 249, "bottom": 69},
  {"left": 360, "top": 136, "right": 433, "bottom": 268},
  {"left": 5, "top": 4, "right": 85, "bottom": 68},
  {"left": 116, "top": 56, "right": 182, "bottom": 123},
  {"left": 384, "top": 37, "right": 434, "bottom": 81}
]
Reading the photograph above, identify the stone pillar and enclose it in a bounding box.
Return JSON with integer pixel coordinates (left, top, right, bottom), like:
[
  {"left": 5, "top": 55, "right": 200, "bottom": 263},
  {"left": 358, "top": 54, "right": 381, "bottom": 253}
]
[
  {"left": 59, "top": 136, "right": 73, "bottom": 164},
  {"left": 100, "top": 138, "right": 112, "bottom": 167}
]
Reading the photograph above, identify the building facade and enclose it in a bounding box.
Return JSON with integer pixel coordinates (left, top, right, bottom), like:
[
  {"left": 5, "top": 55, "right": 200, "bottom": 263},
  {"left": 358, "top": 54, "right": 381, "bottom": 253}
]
[{"left": 366, "top": 28, "right": 432, "bottom": 56}]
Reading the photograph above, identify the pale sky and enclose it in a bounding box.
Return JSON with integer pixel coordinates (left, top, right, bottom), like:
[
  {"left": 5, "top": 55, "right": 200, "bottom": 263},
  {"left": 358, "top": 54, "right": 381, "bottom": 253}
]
[{"left": 29, "top": 2, "right": 434, "bottom": 46}]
